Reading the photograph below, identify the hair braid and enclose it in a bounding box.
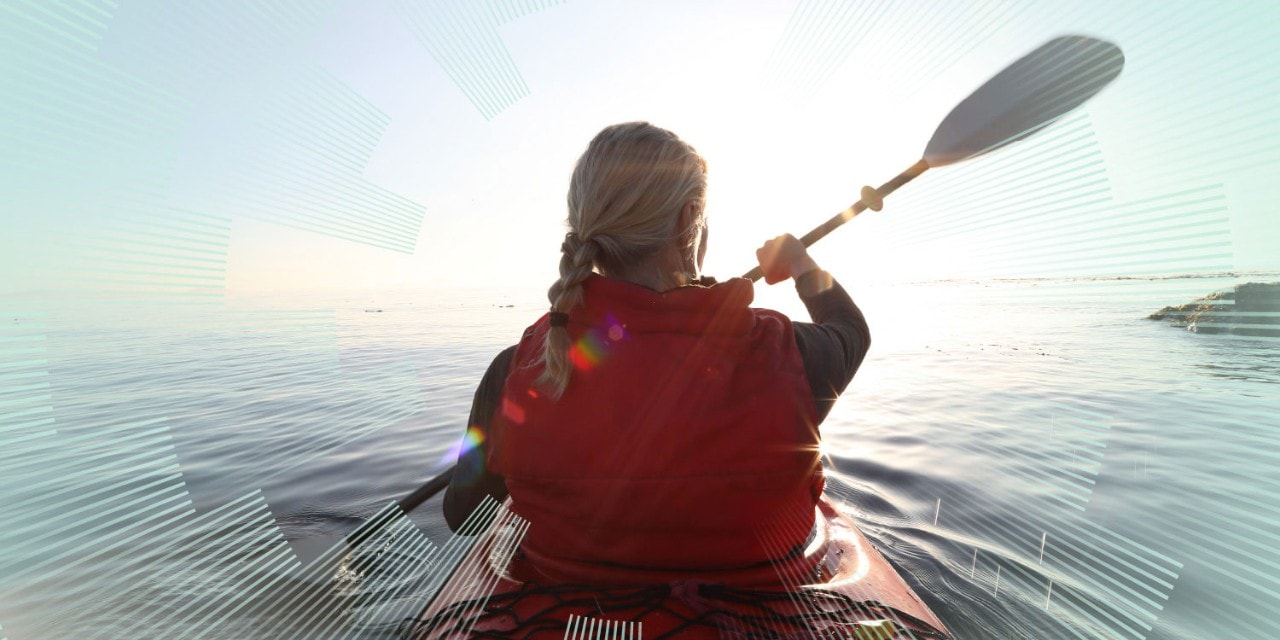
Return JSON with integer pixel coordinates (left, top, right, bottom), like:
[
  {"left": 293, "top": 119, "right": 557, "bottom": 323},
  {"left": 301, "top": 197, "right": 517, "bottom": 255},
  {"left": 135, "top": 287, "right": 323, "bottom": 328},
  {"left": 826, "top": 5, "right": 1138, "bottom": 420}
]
[{"left": 537, "top": 232, "right": 599, "bottom": 397}]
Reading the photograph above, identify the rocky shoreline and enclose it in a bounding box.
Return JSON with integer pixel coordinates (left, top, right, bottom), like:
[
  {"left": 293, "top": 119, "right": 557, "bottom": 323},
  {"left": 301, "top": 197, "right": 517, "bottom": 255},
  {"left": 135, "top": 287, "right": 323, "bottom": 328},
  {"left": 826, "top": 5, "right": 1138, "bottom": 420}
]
[{"left": 1148, "top": 282, "right": 1280, "bottom": 338}]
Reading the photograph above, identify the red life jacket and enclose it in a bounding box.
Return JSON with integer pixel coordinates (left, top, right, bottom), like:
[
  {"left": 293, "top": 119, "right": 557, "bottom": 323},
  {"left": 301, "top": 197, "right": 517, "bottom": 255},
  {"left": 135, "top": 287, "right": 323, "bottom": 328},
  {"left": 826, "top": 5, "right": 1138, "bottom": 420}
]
[{"left": 488, "top": 275, "right": 823, "bottom": 582}]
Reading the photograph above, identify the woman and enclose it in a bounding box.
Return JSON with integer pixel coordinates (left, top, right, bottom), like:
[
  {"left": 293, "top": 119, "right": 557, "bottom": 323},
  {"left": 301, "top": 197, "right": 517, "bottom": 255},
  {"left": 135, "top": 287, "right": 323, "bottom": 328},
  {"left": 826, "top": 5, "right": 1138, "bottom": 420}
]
[{"left": 442, "top": 122, "right": 869, "bottom": 583}]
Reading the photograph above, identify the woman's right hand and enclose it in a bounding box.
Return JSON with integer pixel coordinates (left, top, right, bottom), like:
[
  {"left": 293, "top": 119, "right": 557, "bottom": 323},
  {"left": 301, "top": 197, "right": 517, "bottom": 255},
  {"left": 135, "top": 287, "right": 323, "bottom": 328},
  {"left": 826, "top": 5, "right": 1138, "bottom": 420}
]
[{"left": 756, "top": 234, "right": 819, "bottom": 284}]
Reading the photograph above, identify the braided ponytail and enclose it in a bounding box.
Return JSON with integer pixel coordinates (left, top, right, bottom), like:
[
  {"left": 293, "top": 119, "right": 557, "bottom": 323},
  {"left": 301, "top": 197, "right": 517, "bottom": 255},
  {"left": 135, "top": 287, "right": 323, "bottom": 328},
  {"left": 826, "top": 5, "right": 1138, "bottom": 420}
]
[
  {"left": 537, "top": 122, "right": 708, "bottom": 398},
  {"left": 537, "top": 233, "right": 598, "bottom": 396}
]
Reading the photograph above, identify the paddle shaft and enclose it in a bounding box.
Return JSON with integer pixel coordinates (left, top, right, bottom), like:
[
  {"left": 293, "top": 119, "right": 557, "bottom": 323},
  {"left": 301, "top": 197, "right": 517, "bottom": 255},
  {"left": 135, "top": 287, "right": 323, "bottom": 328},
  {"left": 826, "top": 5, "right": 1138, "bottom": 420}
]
[
  {"left": 740, "top": 37, "right": 1125, "bottom": 282},
  {"left": 741, "top": 158, "right": 931, "bottom": 281},
  {"left": 398, "top": 466, "right": 454, "bottom": 514},
  {"left": 345, "top": 466, "right": 453, "bottom": 548}
]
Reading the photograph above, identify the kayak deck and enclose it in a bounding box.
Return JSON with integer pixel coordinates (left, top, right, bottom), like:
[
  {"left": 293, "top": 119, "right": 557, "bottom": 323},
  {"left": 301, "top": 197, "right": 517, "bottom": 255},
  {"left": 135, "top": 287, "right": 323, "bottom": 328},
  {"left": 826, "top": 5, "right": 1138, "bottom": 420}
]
[{"left": 411, "top": 496, "right": 950, "bottom": 639}]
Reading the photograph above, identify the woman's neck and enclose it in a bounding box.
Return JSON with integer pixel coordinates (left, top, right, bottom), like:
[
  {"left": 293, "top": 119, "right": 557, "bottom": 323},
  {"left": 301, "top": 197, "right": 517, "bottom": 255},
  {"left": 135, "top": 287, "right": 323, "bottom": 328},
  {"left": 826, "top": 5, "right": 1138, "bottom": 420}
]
[{"left": 603, "top": 246, "right": 699, "bottom": 292}]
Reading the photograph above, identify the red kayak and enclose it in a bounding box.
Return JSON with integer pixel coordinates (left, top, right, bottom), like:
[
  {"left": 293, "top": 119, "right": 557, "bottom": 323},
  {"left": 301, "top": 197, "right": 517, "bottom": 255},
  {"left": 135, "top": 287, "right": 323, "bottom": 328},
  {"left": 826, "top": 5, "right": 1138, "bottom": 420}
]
[{"left": 411, "top": 496, "right": 951, "bottom": 639}]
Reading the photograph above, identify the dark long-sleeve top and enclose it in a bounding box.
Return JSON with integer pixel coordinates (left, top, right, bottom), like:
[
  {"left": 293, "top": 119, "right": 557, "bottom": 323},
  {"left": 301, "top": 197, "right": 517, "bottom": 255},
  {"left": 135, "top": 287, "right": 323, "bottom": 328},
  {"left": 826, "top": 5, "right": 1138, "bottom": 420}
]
[{"left": 442, "top": 270, "right": 870, "bottom": 531}]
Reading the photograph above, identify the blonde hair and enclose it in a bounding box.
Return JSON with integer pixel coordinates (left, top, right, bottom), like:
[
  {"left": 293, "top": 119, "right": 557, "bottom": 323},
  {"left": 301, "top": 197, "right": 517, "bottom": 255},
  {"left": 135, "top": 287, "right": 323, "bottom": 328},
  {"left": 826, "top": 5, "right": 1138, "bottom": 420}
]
[{"left": 538, "top": 122, "right": 708, "bottom": 397}]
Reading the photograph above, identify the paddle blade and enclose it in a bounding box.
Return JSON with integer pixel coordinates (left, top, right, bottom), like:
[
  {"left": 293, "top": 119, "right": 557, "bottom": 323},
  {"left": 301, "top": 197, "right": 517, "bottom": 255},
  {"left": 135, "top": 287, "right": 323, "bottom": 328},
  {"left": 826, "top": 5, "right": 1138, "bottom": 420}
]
[{"left": 923, "top": 35, "right": 1124, "bottom": 167}]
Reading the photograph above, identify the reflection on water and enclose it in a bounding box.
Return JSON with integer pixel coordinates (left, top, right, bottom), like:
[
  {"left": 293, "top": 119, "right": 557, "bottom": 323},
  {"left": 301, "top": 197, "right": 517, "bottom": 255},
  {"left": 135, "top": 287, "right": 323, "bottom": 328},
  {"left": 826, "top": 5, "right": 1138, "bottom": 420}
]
[
  {"left": 1192, "top": 339, "right": 1280, "bottom": 384},
  {"left": 2, "top": 275, "right": 1278, "bottom": 638},
  {"left": 837, "top": 276, "right": 1279, "bottom": 640}
]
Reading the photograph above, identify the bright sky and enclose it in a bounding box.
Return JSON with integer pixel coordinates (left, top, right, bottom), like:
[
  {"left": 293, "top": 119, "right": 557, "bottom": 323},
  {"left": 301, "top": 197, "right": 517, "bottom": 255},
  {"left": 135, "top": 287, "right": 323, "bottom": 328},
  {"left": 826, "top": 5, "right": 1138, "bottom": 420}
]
[
  {"left": 5, "top": 0, "right": 1276, "bottom": 298},
  {"left": 229, "top": 0, "right": 925, "bottom": 294}
]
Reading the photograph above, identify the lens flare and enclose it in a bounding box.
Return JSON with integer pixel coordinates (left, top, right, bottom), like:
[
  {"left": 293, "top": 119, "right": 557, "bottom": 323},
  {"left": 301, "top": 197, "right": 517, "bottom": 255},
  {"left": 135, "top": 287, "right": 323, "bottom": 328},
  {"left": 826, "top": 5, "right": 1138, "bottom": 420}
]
[
  {"left": 463, "top": 425, "right": 485, "bottom": 450},
  {"left": 569, "top": 331, "right": 607, "bottom": 371},
  {"left": 501, "top": 397, "right": 526, "bottom": 424},
  {"left": 445, "top": 425, "right": 489, "bottom": 485}
]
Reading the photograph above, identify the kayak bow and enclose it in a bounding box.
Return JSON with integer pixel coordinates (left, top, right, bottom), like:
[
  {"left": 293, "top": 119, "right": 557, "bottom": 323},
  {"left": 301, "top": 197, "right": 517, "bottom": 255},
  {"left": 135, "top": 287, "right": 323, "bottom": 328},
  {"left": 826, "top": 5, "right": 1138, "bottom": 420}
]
[{"left": 410, "top": 495, "right": 950, "bottom": 639}]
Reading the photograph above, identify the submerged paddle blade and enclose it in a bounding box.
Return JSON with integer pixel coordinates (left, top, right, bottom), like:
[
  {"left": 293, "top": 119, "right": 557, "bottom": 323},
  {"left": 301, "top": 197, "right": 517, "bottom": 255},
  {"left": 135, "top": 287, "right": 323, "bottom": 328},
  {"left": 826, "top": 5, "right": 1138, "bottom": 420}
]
[{"left": 923, "top": 35, "right": 1124, "bottom": 167}]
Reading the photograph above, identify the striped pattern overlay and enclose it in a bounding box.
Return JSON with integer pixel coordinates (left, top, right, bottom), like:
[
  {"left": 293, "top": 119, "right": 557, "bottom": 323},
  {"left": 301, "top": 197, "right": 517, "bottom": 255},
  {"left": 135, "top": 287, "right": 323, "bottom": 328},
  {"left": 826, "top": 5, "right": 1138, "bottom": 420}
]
[
  {"left": 92, "top": 0, "right": 425, "bottom": 253},
  {"left": 393, "top": 0, "right": 564, "bottom": 121}
]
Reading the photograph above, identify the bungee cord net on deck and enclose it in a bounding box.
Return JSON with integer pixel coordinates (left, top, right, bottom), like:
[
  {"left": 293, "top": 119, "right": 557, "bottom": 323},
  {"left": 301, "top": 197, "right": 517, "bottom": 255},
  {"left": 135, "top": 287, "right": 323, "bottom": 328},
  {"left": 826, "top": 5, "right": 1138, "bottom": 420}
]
[{"left": 402, "top": 581, "right": 952, "bottom": 639}]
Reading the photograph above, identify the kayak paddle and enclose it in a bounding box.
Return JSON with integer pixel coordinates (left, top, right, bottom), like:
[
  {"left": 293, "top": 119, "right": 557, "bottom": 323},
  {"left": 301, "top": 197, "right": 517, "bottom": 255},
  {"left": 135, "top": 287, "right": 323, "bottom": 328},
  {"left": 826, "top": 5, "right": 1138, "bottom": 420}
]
[
  {"left": 742, "top": 34, "right": 1124, "bottom": 281},
  {"left": 365, "top": 34, "right": 1125, "bottom": 541},
  {"left": 342, "top": 466, "right": 453, "bottom": 548}
]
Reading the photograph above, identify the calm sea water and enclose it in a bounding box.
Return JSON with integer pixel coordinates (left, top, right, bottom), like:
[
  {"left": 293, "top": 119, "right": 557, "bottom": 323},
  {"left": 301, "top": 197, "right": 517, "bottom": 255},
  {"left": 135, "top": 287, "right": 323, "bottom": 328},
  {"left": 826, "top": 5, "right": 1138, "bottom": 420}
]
[{"left": 2, "top": 274, "right": 1277, "bottom": 639}]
